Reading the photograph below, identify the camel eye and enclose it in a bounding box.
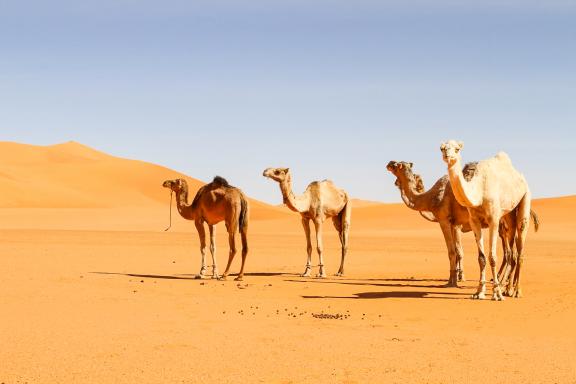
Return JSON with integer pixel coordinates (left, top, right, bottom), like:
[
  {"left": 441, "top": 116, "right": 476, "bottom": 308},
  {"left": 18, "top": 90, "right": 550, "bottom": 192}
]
[{"left": 274, "top": 170, "right": 280, "bottom": 175}]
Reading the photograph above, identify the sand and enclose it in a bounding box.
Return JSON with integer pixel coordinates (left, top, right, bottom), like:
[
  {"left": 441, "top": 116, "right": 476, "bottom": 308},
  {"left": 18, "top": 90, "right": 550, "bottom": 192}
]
[{"left": 1, "top": 142, "right": 575, "bottom": 383}]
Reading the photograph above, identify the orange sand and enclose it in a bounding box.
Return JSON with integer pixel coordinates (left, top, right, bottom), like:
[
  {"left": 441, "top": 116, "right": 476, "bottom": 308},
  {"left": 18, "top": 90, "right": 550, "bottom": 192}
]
[{"left": 1, "top": 142, "right": 575, "bottom": 383}]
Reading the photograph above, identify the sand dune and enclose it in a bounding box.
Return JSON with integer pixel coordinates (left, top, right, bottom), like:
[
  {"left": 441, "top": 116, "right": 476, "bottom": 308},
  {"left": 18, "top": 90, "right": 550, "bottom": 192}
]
[
  {"left": 0, "top": 141, "right": 289, "bottom": 226},
  {"left": 1, "top": 141, "right": 575, "bottom": 383}
]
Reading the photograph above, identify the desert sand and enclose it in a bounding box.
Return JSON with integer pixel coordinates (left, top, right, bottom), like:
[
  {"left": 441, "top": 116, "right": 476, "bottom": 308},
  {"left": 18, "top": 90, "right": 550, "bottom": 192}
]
[{"left": 1, "top": 142, "right": 575, "bottom": 383}]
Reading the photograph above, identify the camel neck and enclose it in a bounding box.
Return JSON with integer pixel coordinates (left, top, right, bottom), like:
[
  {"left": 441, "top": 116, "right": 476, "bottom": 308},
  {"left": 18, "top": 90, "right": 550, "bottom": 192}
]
[
  {"left": 175, "top": 185, "right": 196, "bottom": 220},
  {"left": 447, "top": 160, "right": 482, "bottom": 207},
  {"left": 279, "top": 177, "right": 308, "bottom": 213},
  {"left": 397, "top": 176, "right": 430, "bottom": 211}
]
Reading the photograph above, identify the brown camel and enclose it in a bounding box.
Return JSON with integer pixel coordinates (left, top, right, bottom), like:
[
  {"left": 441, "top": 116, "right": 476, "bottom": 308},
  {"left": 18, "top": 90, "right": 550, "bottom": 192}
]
[
  {"left": 162, "top": 176, "right": 249, "bottom": 281},
  {"left": 441, "top": 140, "right": 532, "bottom": 299},
  {"left": 388, "top": 161, "right": 538, "bottom": 292},
  {"left": 262, "top": 168, "right": 351, "bottom": 278},
  {"left": 387, "top": 161, "right": 469, "bottom": 286}
]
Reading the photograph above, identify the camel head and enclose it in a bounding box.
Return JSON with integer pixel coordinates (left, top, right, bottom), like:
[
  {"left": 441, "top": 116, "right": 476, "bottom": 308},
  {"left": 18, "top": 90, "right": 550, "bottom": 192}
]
[
  {"left": 440, "top": 140, "right": 464, "bottom": 167},
  {"left": 387, "top": 161, "right": 421, "bottom": 190},
  {"left": 162, "top": 178, "right": 187, "bottom": 193},
  {"left": 262, "top": 167, "right": 290, "bottom": 183},
  {"left": 386, "top": 161, "right": 417, "bottom": 187}
]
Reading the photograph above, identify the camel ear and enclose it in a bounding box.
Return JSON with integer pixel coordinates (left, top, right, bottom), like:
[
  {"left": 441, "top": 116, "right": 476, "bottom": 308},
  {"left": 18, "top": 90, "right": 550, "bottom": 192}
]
[
  {"left": 408, "top": 162, "right": 413, "bottom": 169},
  {"left": 440, "top": 143, "right": 446, "bottom": 150},
  {"left": 457, "top": 141, "right": 464, "bottom": 149},
  {"left": 283, "top": 168, "right": 290, "bottom": 174}
]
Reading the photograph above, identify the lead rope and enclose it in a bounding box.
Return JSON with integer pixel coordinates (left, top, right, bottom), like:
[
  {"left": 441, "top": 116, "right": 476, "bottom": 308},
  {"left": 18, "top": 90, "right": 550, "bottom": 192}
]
[{"left": 164, "top": 191, "right": 173, "bottom": 231}]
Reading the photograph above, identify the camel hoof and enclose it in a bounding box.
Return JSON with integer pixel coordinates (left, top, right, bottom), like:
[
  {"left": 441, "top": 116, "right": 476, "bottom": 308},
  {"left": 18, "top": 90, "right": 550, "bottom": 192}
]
[
  {"left": 492, "top": 293, "right": 504, "bottom": 301},
  {"left": 514, "top": 290, "right": 522, "bottom": 298},
  {"left": 216, "top": 275, "right": 225, "bottom": 280},
  {"left": 234, "top": 276, "right": 243, "bottom": 281},
  {"left": 334, "top": 272, "right": 344, "bottom": 277},
  {"left": 316, "top": 273, "right": 327, "bottom": 279},
  {"left": 300, "top": 272, "right": 311, "bottom": 278},
  {"left": 472, "top": 292, "right": 485, "bottom": 300}
]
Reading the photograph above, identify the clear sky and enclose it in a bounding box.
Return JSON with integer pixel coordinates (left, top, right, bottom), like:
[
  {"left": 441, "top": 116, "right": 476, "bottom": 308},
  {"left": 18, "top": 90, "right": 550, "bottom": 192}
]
[{"left": 1, "top": 0, "right": 575, "bottom": 204}]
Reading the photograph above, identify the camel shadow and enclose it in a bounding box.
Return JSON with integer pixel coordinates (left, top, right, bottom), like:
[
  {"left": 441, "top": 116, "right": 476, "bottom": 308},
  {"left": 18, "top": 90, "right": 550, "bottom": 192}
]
[
  {"left": 91, "top": 272, "right": 198, "bottom": 280},
  {"left": 91, "top": 271, "right": 295, "bottom": 280},
  {"left": 283, "top": 278, "right": 470, "bottom": 290},
  {"left": 303, "top": 290, "right": 466, "bottom": 300},
  {"left": 243, "top": 272, "right": 297, "bottom": 277},
  {"left": 338, "top": 277, "right": 447, "bottom": 283}
]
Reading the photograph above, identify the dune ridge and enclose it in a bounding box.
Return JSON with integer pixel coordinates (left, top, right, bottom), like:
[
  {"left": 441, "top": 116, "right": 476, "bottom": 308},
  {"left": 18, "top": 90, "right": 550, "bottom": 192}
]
[{"left": 0, "top": 141, "right": 289, "bottom": 220}]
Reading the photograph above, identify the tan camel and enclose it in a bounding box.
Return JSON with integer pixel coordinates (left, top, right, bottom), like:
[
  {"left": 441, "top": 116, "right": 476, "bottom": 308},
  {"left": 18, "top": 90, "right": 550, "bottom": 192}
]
[
  {"left": 388, "top": 161, "right": 538, "bottom": 291},
  {"left": 497, "top": 207, "right": 539, "bottom": 295},
  {"left": 262, "top": 168, "right": 351, "bottom": 277},
  {"left": 162, "top": 176, "right": 249, "bottom": 281},
  {"left": 440, "top": 140, "right": 532, "bottom": 299}
]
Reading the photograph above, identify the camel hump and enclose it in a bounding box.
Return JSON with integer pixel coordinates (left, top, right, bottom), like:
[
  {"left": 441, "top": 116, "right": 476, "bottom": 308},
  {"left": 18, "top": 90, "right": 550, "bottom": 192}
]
[
  {"left": 462, "top": 162, "right": 479, "bottom": 181},
  {"left": 212, "top": 176, "right": 230, "bottom": 187},
  {"left": 495, "top": 151, "right": 511, "bottom": 163}
]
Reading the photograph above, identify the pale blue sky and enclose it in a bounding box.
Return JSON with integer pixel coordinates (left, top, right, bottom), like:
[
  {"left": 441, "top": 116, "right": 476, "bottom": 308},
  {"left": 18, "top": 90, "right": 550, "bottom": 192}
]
[{"left": 1, "top": 0, "right": 575, "bottom": 204}]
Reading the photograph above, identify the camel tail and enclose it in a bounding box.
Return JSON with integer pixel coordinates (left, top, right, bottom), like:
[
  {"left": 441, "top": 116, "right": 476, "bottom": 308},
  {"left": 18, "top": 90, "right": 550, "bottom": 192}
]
[
  {"left": 530, "top": 209, "right": 539, "bottom": 233},
  {"left": 239, "top": 193, "right": 249, "bottom": 232},
  {"left": 338, "top": 195, "right": 352, "bottom": 226}
]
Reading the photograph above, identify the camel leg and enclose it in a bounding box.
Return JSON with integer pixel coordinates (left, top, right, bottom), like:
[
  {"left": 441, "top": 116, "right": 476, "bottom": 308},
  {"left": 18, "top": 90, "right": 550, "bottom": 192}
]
[
  {"left": 208, "top": 225, "right": 220, "bottom": 279},
  {"left": 313, "top": 219, "right": 326, "bottom": 278},
  {"left": 498, "top": 213, "right": 514, "bottom": 287},
  {"left": 301, "top": 217, "right": 313, "bottom": 277},
  {"left": 235, "top": 224, "right": 248, "bottom": 281},
  {"left": 497, "top": 222, "right": 508, "bottom": 281},
  {"left": 505, "top": 245, "right": 517, "bottom": 297},
  {"left": 336, "top": 202, "right": 351, "bottom": 277},
  {"left": 513, "top": 193, "right": 531, "bottom": 298},
  {"left": 502, "top": 217, "right": 516, "bottom": 296},
  {"left": 332, "top": 214, "right": 349, "bottom": 277},
  {"left": 194, "top": 220, "right": 208, "bottom": 278},
  {"left": 221, "top": 225, "right": 237, "bottom": 281},
  {"left": 439, "top": 221, "right": 457, "bottom": 287},
  {"left": 452, "top": 226, "right": 465, "bottom": 282},
  {"left": 470, "top": 218, "right": 487, "bottom": 299},
  {"left": 487, "top": 219, "right": 504, "bottom": 301}
]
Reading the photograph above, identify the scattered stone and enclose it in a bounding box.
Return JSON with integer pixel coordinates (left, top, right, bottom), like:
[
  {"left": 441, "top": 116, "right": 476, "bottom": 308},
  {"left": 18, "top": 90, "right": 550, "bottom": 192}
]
[{"left": 311, "top": 313, "right": 346, "bottom": 320}]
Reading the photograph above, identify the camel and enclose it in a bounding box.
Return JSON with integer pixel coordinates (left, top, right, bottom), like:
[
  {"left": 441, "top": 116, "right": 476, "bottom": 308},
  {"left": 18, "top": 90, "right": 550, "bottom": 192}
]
[
  {"left": 440, "top": 140, "right": 532, "bottom": 299},
  {"left": 387, "top": 161, "right": 470, "bottom": 287},
  {"left": 162, "top": 176, "right": 249, "bottom": 281},
  {"left": 387, "top": 161, "right": 538, "bottom": 291},
  {"left": 497, "top": 208, "right": 539, "bottom": 295},
  {"left": 262, "top": 168, "right": 351, "bottom": 278}
]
